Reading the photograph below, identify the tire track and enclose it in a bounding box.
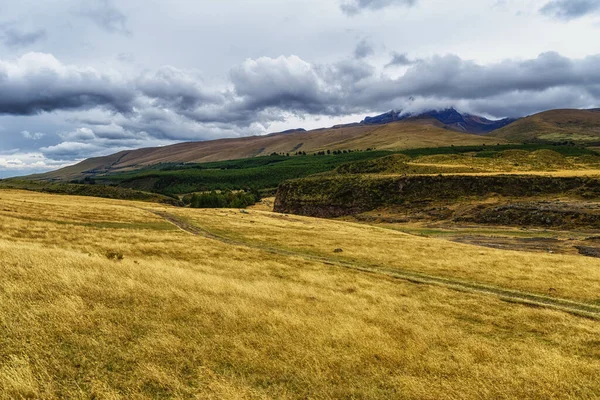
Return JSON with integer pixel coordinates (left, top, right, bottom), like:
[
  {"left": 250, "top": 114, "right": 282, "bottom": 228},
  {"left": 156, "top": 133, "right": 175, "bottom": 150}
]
[{"left": 151, "top": 210, "right": 600, "bottom": 320}]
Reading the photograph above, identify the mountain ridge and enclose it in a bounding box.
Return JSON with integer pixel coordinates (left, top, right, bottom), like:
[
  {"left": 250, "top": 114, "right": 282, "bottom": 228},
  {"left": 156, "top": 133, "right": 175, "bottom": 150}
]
[
  {"left": 362, "top": 108, "right": 516, "bottom": 134},
  {"left": 31, "top": 117, "right": 504, "bottom": 181}
]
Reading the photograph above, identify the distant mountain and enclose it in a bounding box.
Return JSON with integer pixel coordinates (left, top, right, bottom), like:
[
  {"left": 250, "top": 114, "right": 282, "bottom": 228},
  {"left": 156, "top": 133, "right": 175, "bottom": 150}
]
[
  {"left": 28, "top": 107, "right": 600, "bottom": 182},
  {"left": 31, "top": 120, "right": 503, "bottom": 181},
  {"left": 488, "top": 109, "right": 600, "bottom": 144},
  {"left": 361, "top": 111, "right": 404, "bottom": 125},
  {"left": 361, "top": 108, "right": 516, "bottom": 134}
]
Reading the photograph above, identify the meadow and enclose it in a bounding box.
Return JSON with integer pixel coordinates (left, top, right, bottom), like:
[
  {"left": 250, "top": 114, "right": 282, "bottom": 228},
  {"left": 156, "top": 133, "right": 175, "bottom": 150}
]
[{"left": 1, "top": 189, "right": 600, "bottom": 399}]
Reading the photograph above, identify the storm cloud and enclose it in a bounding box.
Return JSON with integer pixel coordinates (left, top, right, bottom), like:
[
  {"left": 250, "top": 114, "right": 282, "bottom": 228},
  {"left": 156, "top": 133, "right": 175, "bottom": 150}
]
[
  {"left": 0, "top": 53, "right": 134, "bottom": 116},
  {"left": 226, "top": 52, "right": 600, "bottom": 119},
  {"left": 540, "top": 0, "right": 600, "bottom": 20},
  {"left": 3, "top": 50, "right": 600, "bottom": 155}
]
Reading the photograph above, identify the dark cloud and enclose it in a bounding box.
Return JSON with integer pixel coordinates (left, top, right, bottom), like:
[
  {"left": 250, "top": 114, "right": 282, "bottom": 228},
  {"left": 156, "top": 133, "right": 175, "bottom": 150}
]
[
  {"left": 341, "top": 0, "right": 417, "bottom": 15},
  {"left": 4, "top": 50, "right": 600, "bottom": 169},
  {"left": 354, "top": 39, "right": 375, "bottom": 59},
  {"left": 226, "top": 52, "right": 600, "bottom": 119},
  {"left": 383, "top": 52, "right": 600, "bottom": 101},
  {"left": 80, "top": 0, "right": 130, "bottom": 35},
  {"left": 137, "top": 66, "right": 226, "bottom": 110},
  {"left": 385, "top": 52, "right": 414, "bottom": 67},
  {"left": 0, "top": 52, "right": 135, "bottom": 116},
  {"left": 230, "top": 55, "right": 327, "bottom": 115},
  {"left": 0, "top": 23, "right": 46, "bottom": 47},
  {"left": 3, "top": 51, "right": 600, "bottom": 126},
  {"left": 540, "top": 0, "right": 600, "bottom": 20}
]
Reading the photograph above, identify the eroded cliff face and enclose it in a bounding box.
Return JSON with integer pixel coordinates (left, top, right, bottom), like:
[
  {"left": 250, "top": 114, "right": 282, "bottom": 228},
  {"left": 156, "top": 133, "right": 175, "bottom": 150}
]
[{"left": 274, "top": 175, "right": 600, "bottom": 219}]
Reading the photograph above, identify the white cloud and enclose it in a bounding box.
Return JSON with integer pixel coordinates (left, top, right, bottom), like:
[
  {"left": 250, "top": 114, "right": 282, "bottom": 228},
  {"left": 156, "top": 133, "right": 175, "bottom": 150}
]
[
  {"left": 0, "top": 151, "right": 72, "bottom": 174},
  {"left": 21, "top": 130, "right": 46, "bottom": 140}
]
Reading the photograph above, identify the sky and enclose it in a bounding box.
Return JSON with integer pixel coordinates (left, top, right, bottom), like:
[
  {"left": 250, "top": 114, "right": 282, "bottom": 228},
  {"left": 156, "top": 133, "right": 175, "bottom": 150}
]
[{"left": 1, "top": 0, "right": 600, "bottom": 177}]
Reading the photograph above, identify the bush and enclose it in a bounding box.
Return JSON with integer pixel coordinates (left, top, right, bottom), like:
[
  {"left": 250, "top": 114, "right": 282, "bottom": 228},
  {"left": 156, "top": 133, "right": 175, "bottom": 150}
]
[{"left": 106, "top": 250, "right": 124, "bottom": 261}]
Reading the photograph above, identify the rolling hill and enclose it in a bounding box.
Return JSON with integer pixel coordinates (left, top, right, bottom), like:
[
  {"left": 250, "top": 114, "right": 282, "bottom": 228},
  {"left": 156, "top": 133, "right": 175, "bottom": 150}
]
[
  {"left": 488, "top": 109, "right": 600, "bottom": 143},
  {"left": 35, "top": 119, "right": 506, "bottom": 181}
]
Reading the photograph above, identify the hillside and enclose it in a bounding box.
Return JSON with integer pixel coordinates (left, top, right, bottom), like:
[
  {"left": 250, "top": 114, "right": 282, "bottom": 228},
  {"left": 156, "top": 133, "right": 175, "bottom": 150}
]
[
  {"left": 489, "top": 109, "right": 600, "bottom": 143},
  {"left": 275, "top": 174, "right": 600, "bottom": 217},
  {"left": 1, "top": 190, "right": 600, "bottom": 398},
  {"left": 34, "top": 120, "right": 505, "bottom": 181}
]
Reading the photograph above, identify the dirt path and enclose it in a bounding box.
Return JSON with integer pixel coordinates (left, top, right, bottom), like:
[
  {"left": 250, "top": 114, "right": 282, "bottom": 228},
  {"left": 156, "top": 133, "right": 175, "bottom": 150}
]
[{"left": 150, "top": 210, "right": 600, "bottom": 320}]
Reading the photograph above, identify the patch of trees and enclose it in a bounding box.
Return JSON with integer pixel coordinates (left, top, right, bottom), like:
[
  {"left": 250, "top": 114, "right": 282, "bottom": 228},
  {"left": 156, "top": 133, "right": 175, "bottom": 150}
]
[
  {"left": 313, "top": 149, "right": 357, "bottom": 156},
  {"left": 69, "top": 176, "right": 96, "bottom": 185},
  {"left": 102, "top": 150, "right": 394, "bottom": 195},
  {"left": 183, "top": 189, "right": 260, "bottom": 209}
]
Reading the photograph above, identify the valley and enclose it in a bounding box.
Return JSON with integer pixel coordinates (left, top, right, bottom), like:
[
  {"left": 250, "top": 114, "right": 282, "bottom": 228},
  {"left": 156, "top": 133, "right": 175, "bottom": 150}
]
[{"left": 3, "top": 107, "right": 600, "bottom": 399}]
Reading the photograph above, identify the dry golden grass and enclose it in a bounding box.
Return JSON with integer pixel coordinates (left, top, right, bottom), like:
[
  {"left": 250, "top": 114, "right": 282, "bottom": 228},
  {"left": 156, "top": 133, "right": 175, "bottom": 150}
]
[
  {"left": 373, "top": 169, "right": 600, "bottom": 178},
  {"left": 490, "top": 109, "right": 600, "bottom": 143},
  {"left": 1, "top": 190, "right": 600, "bottom": 399},
  {"left": 172, "top": 207, "right": 600, "bottom": 302},
  {"left": 322, "top": 121, "right": 504, "bottom": 152},
  {"left": 404, "top": 150, "right": 600, "bottom": 175}
]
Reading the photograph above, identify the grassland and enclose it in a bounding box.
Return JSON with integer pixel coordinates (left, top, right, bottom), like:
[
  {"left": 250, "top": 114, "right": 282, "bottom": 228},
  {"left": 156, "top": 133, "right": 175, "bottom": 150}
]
[
  {"left": 1, "top": 190, "right": 600, "bottom": 399},
  {"left": 332, "top": 146, "right": 600, "bottom": 176},
  {"left": 0, "top": 179, "right": 180, "bottom": 205}
]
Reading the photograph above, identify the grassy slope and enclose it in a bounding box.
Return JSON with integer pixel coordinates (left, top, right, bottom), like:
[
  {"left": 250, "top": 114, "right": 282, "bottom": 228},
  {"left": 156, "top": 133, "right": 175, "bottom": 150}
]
[
  {"left": 36, "top": 120, "right": 506, "bottom": 181},
  {"left": 0, "top": 179, "right": 180, "bottom": 205},
  {"left": 489, "top": 109, "right": 600, "bottom": 143},
  {"left": 332, "top": 147, "right": 600, "bottom": 176},
  {"left": 97, "top": 151, "right": 394, "bottom": 195},
  {"left": 1, "top": 190, "right": 600, "bottom": 399},
  {"left": 69, "top": 145, "right": 598, "bottom": 197}
]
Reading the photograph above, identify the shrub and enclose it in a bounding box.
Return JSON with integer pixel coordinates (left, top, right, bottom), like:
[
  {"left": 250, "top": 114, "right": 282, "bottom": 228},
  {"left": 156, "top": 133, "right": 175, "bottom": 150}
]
[{"left": 106, "top": 250, "right": 124, "bottom": 261}]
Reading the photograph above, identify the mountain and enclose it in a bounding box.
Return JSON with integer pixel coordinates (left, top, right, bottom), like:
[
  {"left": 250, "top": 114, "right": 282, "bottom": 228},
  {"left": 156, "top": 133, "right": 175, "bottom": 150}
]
[
  {"left": 35, "top": 107, "right": 600, "bottom": 183},
  {"left": 361, "top": 111, "right": 403, "bottom": 125},
  {"left": 488, "top": 109, "right": 600, "bottom": 144},
  {"left": 361, "top": 108, "right": 516, "bottom": 134},
  {"left": 33, "top": 120, "right": 505, "bottom": 181}
]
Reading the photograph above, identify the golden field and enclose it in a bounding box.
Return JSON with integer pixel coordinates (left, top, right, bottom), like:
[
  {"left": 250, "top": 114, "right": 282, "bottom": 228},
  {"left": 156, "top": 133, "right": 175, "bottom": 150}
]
[{"left": 1, "top": 190, "right": 600, "bottom": 399}]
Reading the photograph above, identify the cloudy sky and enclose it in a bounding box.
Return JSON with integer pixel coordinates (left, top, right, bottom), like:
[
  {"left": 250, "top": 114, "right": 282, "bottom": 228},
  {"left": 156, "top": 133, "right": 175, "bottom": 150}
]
[{"left": 1, "top": 0, "right": 599, "bottom": 177}]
